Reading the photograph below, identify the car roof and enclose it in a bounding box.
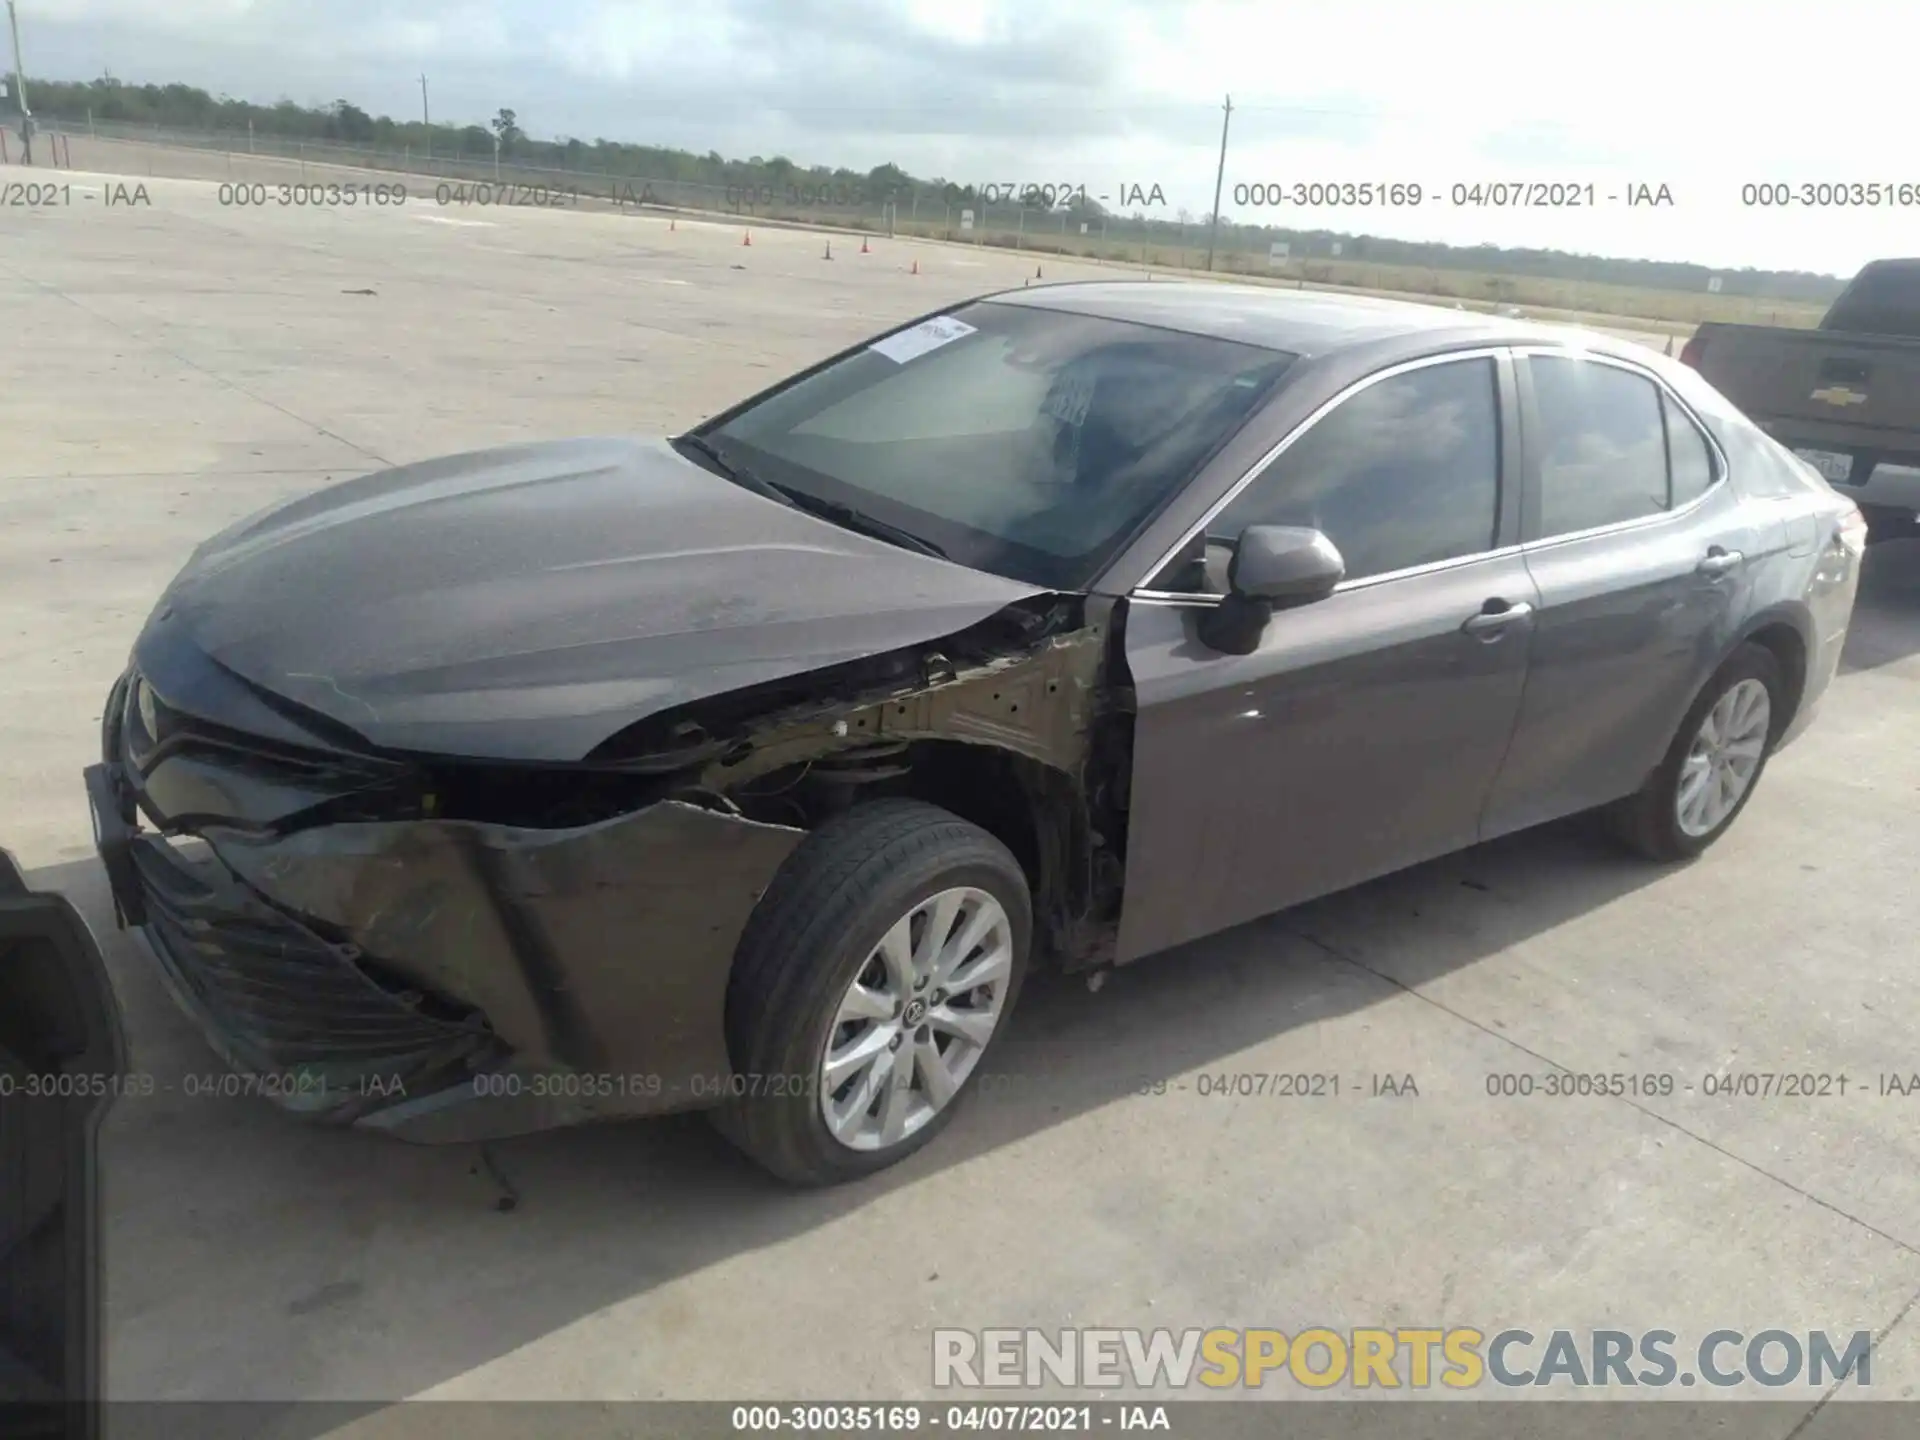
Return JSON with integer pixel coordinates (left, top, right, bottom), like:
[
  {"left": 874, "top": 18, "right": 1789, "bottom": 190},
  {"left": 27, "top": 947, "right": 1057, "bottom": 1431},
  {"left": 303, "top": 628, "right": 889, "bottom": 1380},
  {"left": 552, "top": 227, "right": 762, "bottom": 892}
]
[{"left": 981, "top": 278, "right": 1595, "bottom": 361}]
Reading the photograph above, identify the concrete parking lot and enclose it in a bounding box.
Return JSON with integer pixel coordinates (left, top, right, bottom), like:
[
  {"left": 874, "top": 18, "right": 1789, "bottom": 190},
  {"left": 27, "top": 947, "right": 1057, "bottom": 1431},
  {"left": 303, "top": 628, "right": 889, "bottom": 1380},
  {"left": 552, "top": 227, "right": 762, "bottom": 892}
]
[{"left": 3, "top": 168, "right": 1918, "bottom": 1426}]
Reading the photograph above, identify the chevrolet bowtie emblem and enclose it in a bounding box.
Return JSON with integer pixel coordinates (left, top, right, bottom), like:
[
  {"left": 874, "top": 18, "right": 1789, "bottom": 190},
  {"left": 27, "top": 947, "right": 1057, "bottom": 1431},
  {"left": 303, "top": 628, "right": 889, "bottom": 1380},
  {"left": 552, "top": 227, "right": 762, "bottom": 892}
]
[{"left": 1810, "top": 385, "right": 1867, "bottom": 406}]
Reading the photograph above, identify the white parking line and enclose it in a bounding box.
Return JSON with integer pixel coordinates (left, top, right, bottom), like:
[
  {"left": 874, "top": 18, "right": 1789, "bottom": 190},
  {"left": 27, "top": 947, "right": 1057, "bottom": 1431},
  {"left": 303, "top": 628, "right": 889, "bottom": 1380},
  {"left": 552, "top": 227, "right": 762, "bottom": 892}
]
[{"left": 411, "top": 214, "right": 496, "bottom": 228}]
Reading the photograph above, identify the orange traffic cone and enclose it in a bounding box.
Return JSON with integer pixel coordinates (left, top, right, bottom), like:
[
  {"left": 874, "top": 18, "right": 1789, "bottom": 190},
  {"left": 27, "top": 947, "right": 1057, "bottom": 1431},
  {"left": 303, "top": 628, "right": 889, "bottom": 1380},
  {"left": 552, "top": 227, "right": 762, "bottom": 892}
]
[
  {"left": 910, "top": 260, "right": 919, "bottom": 275},
  {"left": 1035, "top": 265, "right": 1043, "bottom": 279},
  {"left": 860, "top": 236, "right": 871, "bottom": 254},
  {"left": 1665, "top": 335, "right": 1675, "bottom": 357},
  {"left": 742, "top": 230, "right": 752, "bottom": 246},
  {"left": 669, "top": 218, "right": 676, "bottom": 231},
  {"left": 824, "top": 240, "right": 833, "bottom": 259}
]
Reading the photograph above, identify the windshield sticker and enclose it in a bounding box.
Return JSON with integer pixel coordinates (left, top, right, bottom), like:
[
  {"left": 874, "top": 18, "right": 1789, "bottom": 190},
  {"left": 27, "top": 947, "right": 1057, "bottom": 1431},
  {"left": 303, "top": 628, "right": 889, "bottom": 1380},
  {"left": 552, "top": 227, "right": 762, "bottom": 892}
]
[{"left": 868, "top": 315, "right": 977, "bottom": 364}]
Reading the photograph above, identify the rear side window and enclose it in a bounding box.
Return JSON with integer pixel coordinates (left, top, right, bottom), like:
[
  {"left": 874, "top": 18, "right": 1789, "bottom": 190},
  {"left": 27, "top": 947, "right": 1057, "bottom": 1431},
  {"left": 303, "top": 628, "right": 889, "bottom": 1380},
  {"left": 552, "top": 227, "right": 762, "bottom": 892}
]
[
  {"left": 1528, "top": 357, "right": 1668, "bottom": 539},
  {"left": 1822, "top": 260, "right": 1920, "bottom": 337},
  {"left": 1663, "top": 393, "right": 1717, "bottom": 506}
]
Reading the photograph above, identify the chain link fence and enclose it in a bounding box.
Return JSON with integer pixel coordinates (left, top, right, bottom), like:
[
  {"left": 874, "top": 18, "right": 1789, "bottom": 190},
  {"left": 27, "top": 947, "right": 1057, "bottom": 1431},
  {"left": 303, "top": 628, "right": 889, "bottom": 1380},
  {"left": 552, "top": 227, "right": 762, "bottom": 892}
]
[
  {"left": 30, "top": 117, "right": 1212, "bottom": 257},
  {"left": 8, "top": 115, "right": 1832, "bottom": 329}
]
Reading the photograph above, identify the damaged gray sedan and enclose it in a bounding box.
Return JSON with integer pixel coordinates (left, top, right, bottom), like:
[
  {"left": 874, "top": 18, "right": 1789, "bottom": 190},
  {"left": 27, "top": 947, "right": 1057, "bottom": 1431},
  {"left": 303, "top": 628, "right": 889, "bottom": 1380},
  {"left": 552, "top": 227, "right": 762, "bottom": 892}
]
[{"left": 87, "top": 281, "right": 1862, "bottom": 1184}]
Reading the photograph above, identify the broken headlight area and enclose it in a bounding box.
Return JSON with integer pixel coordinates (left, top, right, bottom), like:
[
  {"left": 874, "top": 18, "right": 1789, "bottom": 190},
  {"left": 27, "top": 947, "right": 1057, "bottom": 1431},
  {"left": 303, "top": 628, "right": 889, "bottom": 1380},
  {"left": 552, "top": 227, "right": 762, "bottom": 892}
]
[{"left": 112, "top": 665, "right": 419, "bottom": 837}]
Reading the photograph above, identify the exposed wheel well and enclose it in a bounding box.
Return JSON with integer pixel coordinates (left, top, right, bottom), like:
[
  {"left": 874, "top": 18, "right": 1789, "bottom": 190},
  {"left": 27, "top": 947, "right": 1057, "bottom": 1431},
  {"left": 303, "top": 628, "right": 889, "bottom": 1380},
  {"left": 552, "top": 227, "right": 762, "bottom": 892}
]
[
  {"left": 883, "top": 741, "right": 1092, "bottom": 965},
  {"left": 889, "top": 742, "right": 1045, "bottom": 887},
  {"left": 722, "top": 739, "right": 1097, "bottom": 967}
]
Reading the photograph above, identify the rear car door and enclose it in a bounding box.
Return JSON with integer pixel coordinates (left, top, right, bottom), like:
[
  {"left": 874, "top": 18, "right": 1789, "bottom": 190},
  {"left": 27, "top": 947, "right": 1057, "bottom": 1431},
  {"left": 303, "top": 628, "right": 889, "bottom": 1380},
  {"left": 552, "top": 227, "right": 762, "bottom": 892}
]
[
  {"left": 1480, "top": 349, "right": 1764, "bottom": 837},
  {"left": 1115, "top": 351, "right": 1538, "bottom": 963}
]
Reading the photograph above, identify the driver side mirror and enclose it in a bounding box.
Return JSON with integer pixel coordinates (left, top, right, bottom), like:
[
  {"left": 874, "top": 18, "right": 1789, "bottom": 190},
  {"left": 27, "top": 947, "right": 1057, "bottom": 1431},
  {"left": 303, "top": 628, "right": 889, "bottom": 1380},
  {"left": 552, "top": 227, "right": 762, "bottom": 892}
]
[{"left": 1196, "top": 525, "right": 1345, "bottom": 655}]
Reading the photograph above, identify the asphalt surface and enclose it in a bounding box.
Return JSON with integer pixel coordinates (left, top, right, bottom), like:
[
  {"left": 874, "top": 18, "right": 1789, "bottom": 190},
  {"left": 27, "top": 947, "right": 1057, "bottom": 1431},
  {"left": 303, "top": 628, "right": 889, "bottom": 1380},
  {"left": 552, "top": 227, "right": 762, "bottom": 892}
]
[{"left": 2, "top": 164, "right": 1918, "bottom": 1426}]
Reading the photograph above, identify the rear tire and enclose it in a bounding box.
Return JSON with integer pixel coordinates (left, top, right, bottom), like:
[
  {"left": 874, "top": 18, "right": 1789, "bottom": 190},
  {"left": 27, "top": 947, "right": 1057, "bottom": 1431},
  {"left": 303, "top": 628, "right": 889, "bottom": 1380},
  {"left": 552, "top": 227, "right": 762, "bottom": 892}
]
[
  {"left": 711, "top": 799, "right": 1032, "bottom": 1187},
  {"left": 1604, "top": 643, "right": 1784, "bottom": 861}
]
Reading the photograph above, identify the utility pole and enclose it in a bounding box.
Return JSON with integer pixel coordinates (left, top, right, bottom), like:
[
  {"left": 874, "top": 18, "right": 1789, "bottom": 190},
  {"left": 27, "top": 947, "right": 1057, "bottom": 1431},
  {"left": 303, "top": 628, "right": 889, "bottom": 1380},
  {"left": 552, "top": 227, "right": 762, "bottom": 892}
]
[
  {"left": 419, "top": 73, "right": 430, "bottom": 159},
  {"left": 1204, "top": 93, "right": 1232, "bottom": 273},
  {"left": 6, "top": 0, "right": 31, "bottom": 166}
]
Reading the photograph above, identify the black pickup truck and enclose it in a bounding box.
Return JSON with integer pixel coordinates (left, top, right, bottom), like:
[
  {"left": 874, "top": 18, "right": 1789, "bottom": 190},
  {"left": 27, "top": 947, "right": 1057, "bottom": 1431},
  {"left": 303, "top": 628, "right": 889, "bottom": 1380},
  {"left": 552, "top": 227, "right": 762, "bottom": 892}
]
[{"left": 1683, "top": 257, "right": 1920, "bottom": 539}]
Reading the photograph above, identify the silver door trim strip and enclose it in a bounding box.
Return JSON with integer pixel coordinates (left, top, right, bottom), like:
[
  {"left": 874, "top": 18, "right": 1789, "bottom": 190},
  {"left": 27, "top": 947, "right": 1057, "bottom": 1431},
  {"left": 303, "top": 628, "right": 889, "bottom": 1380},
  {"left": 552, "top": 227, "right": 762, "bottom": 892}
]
[{"left": 1131, "top": 541, "right": 1530, "bottom": 607}]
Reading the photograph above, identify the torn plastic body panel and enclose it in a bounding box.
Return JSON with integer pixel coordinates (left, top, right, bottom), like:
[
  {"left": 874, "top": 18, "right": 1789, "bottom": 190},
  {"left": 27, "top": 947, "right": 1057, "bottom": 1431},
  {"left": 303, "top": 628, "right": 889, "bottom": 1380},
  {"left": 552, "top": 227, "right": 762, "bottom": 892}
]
[{"left": 85, "top": 596, "right": 1123, "bottom": 1144}]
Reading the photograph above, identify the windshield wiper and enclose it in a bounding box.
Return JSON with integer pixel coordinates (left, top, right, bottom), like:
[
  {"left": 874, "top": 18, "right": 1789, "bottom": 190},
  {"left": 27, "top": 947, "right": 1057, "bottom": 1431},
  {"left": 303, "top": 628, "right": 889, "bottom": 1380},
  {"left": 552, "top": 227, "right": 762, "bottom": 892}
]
[
  {"left": 674, "top": 434, "right": 949, "bottom": 560},
  {"left": 673, "top": 433, "right": 795, "bottom": 507},
  {"left": 773, "top": 490, "right": 950, "bottom": 560}
]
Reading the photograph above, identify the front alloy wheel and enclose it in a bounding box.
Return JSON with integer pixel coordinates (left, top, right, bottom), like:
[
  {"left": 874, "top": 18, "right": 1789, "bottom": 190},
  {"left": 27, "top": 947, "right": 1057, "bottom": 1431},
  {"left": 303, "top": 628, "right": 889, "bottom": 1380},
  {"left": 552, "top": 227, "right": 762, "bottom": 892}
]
[
  {"left": 820, "top": 886, "right": 1013, "bottom": 1151},
  {"left": 715, "top": 800, "right": 1032, "bottom": 1186}
]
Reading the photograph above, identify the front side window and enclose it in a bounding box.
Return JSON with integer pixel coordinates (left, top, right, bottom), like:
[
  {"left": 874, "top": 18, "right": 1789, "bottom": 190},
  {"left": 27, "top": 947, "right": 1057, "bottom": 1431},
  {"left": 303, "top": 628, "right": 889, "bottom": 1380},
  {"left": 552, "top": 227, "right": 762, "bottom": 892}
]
[
  {"left": 1528, "top": 356, "right": 1670, "bottom": 539},
  {"left": 1166, "top": 357, "right": 1501, "bottom": 590},
  {"left": 704, "top": 301, "right": 1294, "bottom": 589}
]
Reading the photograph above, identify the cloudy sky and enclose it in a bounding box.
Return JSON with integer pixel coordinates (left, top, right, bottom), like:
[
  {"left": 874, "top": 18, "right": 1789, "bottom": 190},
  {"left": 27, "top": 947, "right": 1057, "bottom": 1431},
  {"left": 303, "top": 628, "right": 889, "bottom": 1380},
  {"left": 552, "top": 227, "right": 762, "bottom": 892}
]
[{"left": 17, "top": 0, "right": 1913, "bottom": 275}]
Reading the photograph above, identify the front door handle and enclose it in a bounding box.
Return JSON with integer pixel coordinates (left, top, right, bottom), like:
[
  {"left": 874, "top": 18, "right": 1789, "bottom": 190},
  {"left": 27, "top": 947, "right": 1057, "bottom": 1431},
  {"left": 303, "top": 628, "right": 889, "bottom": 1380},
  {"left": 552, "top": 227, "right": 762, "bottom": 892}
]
[
  {"left": 1697, "top": 548, "right": 1744, "bottom": 577},
  {"left": 1462, "top": 599, "right": 1534, "bottom": 637}
]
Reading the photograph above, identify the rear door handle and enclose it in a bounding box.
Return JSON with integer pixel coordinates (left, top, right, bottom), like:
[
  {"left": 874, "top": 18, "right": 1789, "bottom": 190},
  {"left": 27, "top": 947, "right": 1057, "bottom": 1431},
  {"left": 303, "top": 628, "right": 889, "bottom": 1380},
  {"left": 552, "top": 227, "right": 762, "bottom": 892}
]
[
  {"left": 1462, "top": 600, "right": 1534, "bottom": 637},
  {"left": 1697, "top": 548, "right": 1744, "bottom": 577}
]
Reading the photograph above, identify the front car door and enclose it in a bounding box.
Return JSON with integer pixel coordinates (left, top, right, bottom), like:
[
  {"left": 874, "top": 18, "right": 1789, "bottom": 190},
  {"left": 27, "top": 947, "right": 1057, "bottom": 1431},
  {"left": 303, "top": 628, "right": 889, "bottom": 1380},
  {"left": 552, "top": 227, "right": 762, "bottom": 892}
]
[
  {"left": 1111, "top": 350, "right": 1539, "bottom": 964},
  {"left": 1479, "top": 348, "right": 1768, "bottom": 837}
]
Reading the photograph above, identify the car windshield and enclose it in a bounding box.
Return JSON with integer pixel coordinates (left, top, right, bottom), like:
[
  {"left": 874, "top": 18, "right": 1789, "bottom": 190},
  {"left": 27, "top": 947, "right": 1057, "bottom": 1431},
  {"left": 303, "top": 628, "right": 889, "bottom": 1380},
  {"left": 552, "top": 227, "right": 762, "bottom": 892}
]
[{"left": 702, "top": 299, "right": 1296, "bottom": 588}]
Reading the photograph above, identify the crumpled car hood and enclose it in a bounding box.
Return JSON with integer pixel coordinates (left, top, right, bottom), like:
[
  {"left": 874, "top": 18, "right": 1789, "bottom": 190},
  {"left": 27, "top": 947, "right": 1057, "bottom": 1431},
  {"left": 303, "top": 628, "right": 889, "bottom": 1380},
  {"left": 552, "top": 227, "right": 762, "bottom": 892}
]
[{"left": 138, "top": 436, "right": 1045, "bottom": 761}]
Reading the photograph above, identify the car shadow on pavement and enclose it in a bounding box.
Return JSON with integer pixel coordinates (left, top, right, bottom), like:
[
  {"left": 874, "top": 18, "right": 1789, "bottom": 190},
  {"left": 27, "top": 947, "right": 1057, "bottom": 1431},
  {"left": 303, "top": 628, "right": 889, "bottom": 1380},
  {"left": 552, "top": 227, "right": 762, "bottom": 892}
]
[{"left": 29, "top": 806, "right": 1678, "bottom": 1412}]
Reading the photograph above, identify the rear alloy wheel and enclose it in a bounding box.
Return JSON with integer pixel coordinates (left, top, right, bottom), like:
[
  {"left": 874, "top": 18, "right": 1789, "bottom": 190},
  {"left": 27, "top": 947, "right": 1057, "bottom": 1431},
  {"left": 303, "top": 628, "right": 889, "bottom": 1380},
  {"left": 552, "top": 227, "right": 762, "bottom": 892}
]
[
  {"left": 1606, "top": 643, "right": 1784, "bottom": 861},
  {"left": 713, "top": 799, "right": 1031, "bottom": 1186},
  {"left": 1674, "top": 678, "right": 1770, "bottom": 839}
]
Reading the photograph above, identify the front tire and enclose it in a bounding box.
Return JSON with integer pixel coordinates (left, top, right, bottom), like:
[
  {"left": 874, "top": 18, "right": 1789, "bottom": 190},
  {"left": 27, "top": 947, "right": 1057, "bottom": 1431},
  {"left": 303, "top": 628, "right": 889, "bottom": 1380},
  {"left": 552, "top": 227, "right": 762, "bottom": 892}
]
[
  {"left": 1605, "top": 643, "right": 1783, "bottom": 861},
  {"left": 712, "top": 799, "right": 1032, "bottom": 1187}
]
